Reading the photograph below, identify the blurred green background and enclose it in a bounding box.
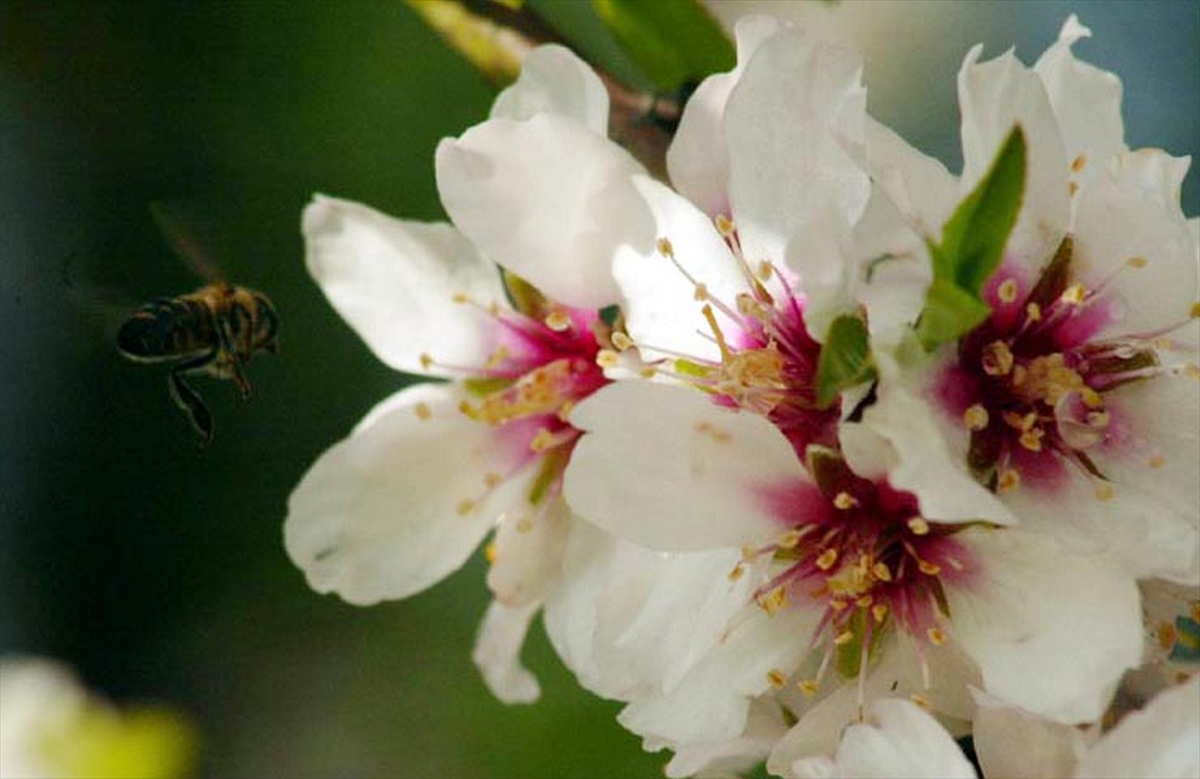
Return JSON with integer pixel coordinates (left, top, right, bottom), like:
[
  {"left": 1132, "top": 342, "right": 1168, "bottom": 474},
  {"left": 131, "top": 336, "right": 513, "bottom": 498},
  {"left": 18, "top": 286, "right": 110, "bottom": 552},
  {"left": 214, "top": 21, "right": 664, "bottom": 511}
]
[{"left": 0, "top": 1, "right": 1195, "bottom": 777}]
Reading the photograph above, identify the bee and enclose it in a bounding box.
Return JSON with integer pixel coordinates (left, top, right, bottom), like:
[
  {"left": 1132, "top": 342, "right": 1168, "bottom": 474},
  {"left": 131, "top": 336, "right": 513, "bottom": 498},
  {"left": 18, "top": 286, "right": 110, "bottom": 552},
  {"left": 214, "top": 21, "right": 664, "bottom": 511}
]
[{"left": 114, "top": 204, "right": 280, "bottom": 445}]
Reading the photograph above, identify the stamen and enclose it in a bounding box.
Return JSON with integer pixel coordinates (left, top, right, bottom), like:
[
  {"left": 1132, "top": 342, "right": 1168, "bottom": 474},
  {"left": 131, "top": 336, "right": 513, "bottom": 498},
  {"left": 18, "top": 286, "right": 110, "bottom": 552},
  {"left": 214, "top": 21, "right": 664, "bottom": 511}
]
[
  {"left": 834, "top": 491, "right": 859, "bottom": 510},
  {"left": 907, "top": 516, "right": 931, "bottom": 535},
  {"left": 544, "top": 310, "right": 571, "bottom": 332},
  {"left": 997, "top": 278, "right": 1019, "bottom": 304},
  {"left": 1094, "top": 482, "right": 1115, "bottom": 501},
  {"left": 816, "top": 548, "right": 839, "bottom": 571},
  {"left": 927, "top": 626, "right": 947, "bottom": 645},
  {"left": 414, "top": 402, "right": 432, "bottom": 420},
  {"left": 611, "top": 331, "right": 634, "bottom": 351},
  {"left": 456, "top": 499, "right": 476, "bottom": 516},
  {"left": 1071, "top": 153, "right": 1088, "bottom": 172},
  {"left": 833, "top": 629, "right": 855, "bottom": 646},
  {"left": 963, "top": 404, "right": 989, "bottom": 431},
  {"left": 767, "top": 669, "right": 788, "bottom": 689},
  {"left": 484, "top": 540, "right": 498, "bottom": 563}
]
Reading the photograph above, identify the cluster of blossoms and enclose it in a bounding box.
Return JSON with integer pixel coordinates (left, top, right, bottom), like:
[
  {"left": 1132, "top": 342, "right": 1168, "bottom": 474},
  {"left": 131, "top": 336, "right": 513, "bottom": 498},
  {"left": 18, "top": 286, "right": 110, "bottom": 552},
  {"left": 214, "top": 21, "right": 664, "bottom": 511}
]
[{"left": 285, "top": 14, "right": 1199, "bottom": 777}]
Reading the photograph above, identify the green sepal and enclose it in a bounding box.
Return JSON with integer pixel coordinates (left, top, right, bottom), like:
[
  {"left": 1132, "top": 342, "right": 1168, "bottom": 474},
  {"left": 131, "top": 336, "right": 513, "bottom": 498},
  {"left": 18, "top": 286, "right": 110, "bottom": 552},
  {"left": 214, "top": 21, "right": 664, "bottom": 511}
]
[
  {"left": 916, "top": 125, "right": 1027, "bottom": 351},
  {"left": 591, "top": 0, "right": 734, "bottom": 91},
  {"left": 815, "top": 312, "right": 875, "bottom": 407},
  {"left": 836, "top": 608, "right": 891, "bottom": 680},
  {"left": 673, "top": 358, "right": 711, "bottom": 378}
]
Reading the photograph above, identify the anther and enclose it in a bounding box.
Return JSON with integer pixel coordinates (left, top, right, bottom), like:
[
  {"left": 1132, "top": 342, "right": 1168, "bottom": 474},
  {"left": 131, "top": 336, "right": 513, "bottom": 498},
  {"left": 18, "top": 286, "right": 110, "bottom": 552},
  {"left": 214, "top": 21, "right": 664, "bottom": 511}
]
[
  {"left": 419, "top": 352, "right": 434, "bottom": 369},
  {"left": 451, "top": 292, "right": 470, "bottom": 304},
  {"left": 1026, "top": 302, "right": 1042, "bottom": 322},
  {"left": 907, "top": 516, "right": 930, "bottom": 536},
  {"left": 1149, "top": 454, "right": 1166, "bottom": 469},
  {"left": 963, "top": 404, "right": 989, "bottom": 431},
  {"left": 917, "top": 560, "right": 941, "bottom": 576},
  {"left": 1062, "top": 284, "right": 1087, "bottom": 305},
  {"left": 798, "top": 680, "right": 819, "bottom": 697},
  {"left": 1071, "top": 153, "right": 1087, "bottom": 172},
  {"left": 656, "top": 237, "right": 675, "bottom": 258},
  {"left": 414, "top": 402, "right": 432, "bottom": 420},
  {"left": 982, "top": 341, "right": 1014, "bottom": 376},
  {"left": 927, "top": 627, "right": 947, "bottom": 646},
  {"left": 728, "top": 564, "right": 745, "bottom": 582},
  {"left": 485, "top": 541, "right": 498, "bottom": 563},
  {"left": 456, "top": 499, "right": 476, "bottom": 516},
  {"left": 1019, "top": 427, "right": 1045, "bottom": 452},
  {"left": 833, "top": 492, "right": 859, "bottom": 510},
  {"left": 997, "top": 468, "right": 1021, "bottom": 492},
  {"left": 611, "top": 331, "right": 634, "bottom": 351},
  {"left": 997, "top": 278, "right": 1019, "bottom": 304},
  {"left": 816, "top": 548, "right": 839, "bottom": 571},
  {"left": 872, "top": 562, "right": 893, "bottom": 582},
  {"left": 767, "top": 669, "right": 787, "bottom": 688},
  {"left": 544, "top": 310, "right": 571, "bottom": 332},
  {"left": 910, "top": 694, "right": 932, "bottom": 710},
  {"left": 833, "top": 630, "right": 855, "bottom": 646},
  {"left": 1127, "top": 256, "right": 1148, "bottom": 269},
  {"left": 715, "top": 214, "right": 735, "bottom": 238},
  {"left": 872, "top": 604, "right": 889, "bottom": 623},
  {"left": 1094, "top": 483, "right": 1115, "bottom": 501},
  {"left": 596, "top": 350, "right": 620, "bottom": 369}
]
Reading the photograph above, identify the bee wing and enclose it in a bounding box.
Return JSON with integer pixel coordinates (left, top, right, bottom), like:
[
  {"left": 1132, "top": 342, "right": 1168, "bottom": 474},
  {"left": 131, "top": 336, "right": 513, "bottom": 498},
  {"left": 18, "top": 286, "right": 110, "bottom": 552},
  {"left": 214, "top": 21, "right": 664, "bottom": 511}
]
[
  {"left": 149, "top": 200, "right": 225, "bottom": 283},
  {"left": 62, "top": 252, "right": 150, "bottom": 344}
]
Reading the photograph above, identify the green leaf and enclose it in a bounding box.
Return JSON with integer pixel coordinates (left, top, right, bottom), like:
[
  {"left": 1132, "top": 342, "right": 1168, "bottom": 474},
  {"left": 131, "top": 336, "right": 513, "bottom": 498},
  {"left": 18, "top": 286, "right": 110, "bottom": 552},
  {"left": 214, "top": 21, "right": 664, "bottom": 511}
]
[
  {"left": 592, "top": 0, "right": 734, "bottom": 91},
  {"left": 815, "top": 313, "right": 875, "bottom": 407},
  {"left": 917, "top": 125, "right": 1026, "bottom": 351},
  {"left": 915, "top": 278, "right": 993, "bottom": 351}
]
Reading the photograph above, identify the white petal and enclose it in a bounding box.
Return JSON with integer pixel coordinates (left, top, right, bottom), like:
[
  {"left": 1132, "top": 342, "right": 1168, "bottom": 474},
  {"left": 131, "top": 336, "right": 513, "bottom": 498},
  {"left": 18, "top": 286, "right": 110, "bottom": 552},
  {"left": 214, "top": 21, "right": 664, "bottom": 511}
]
[
  {"left": 436, "top": 113, "right": 650, "bottom": 309},
  {"left": 863, "top": 346, "right": 1017, "bottom": 525},
  {"left": 1073, "top": 149, "right": 1197, "bottom": 337},
  {"left": 862, "top": 116, "right": 959, "bottom": 240},
  {"left": 284, "top": 383, "right": 527, "bottom": 605},
  {"left": 1074, "top": 674, "right": 1200, "bottom": 779},
  {"left": 972, "top": 688, "right": 1086, "bottom": 779},
  {"left": 823, "top": 698, "right": 977, "bottom": 779},
  {"left": 1033, "top": 15, "right": 1126, "bottom": 190},
  {"left": 485, "top": 495, "right": 571, "bottom": 607},
  {"left": 666, "top": 14, "right": 782, "bottom": 217},
  {"left": 564, "top": 381, "right": 806, "bottom": 551},
  {"left": 489, "top": 44, "right": 609, "bottom": 134},
  {"left": 471, "top": 599, "right": 542, "bottom": 704},
  {"left": 613, "top": 175, "right": 747, "bottom": 363},
  {"left": 957, "top": 45, "right": 1070, "bottom": 268},
  {"left": 543, "top": 518, "right": 761, "bottom": 702},
  {"left": 302, "top": 194, "right": 506, "bottom": 377},
  {"left": 947, "top": 528, "right": 1143, "bottom": 724},
  {"left": 663, "top": 697, "right": 790, "bottom": 779},
  {"left": 725, "top": 28, "right": 870, "bottom": 267}
]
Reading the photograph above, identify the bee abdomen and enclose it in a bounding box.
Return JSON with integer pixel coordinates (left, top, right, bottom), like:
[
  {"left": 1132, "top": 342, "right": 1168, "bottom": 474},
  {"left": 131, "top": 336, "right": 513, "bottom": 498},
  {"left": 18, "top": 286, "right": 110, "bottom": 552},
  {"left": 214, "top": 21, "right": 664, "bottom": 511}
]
[{"left": 117, "top": 296, "right": 213, "bottom": 360}]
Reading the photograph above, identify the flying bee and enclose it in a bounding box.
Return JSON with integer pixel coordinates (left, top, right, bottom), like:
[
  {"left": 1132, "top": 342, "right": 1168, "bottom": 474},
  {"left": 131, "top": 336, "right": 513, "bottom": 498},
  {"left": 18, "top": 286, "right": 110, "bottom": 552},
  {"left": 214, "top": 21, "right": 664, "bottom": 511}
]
[{"left": 113, "top": 203, "right": 280, "bottom": 445}]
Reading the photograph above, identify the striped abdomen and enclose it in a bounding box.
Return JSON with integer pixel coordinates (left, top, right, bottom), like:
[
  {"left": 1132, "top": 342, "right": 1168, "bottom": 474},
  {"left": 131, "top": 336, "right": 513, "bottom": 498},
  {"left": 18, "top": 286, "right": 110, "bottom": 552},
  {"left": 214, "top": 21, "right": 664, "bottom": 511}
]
[{"left": 117, "top": 292, "right": 219, "bottom": 362}]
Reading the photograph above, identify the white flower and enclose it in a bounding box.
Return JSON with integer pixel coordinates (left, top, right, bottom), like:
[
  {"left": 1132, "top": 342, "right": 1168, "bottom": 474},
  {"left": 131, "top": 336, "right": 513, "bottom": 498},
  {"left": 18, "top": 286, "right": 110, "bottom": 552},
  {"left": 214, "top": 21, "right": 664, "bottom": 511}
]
[
  {"left": 557, "top": 380, "right": 1142, "bottom": 773},
  {"left": 859, "top": 15, "right": 1200, "bottom": 584},
  {"left": 285, "top": 44, "right": 643, "bottom": 703}
]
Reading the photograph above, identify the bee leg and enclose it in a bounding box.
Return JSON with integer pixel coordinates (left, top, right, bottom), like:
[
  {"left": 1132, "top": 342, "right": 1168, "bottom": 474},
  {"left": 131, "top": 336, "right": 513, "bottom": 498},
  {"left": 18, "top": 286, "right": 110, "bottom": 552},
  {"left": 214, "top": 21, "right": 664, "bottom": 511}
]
[
  {"left": 230, "top": 358, "right": 253, "bottom": 402},
  {"left": 168, "top": 366, "right": 214, "bottom": 446}
]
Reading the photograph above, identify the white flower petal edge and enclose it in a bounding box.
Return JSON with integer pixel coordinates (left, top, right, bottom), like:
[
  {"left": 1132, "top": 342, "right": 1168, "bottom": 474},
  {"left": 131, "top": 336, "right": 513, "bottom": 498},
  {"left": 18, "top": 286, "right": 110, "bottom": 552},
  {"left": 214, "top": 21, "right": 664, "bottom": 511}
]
[
  {"left": 947, "top": 528, "right": 1142, "bottom": 724},
  {"left": 485, "top": 493, "right": 570, "bottom": 608},
  {"left": 284, "top": 382, "right": 529, "bottom": 605},
  {"left": 472, "top": 599, "right": 542, "bottom": 705},
  {"left": 1073, "top": 674, "right": 1200, "bottom": 779},
  {"left": 564, "top": 380, "right": 802, "bottom": 551},
  {"left": 972, "top": 687, "right": 1086, "bottom": 779},
  {"left": 666, "top": 13, "right": 781, "bottom": 217},
  {"left": 436, "top": 112, "right": 650, "bottom": 310},
  {"left": 787, "top": 698, "right": 977, "bottom": 779},
  {"left": 303, "top": 194, "right": 507, "bottom": 378},
  {"left": 489, "top": 44, "right": 609, "bottom": 133}
]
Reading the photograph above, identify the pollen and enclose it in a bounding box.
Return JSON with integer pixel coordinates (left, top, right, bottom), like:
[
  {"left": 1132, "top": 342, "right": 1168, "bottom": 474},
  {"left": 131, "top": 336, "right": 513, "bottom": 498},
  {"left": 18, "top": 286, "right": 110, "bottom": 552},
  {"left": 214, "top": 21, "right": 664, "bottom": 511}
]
[
  {"left": 484, "top": 541, "right": 498, "bottom": 563},
  {"left": 728, "top": 564, "right": 745, "bottom": 582},
  {"left": 529, "top": 428, "right": 556, "bottom": 452},
  {"left": 1157, "top": 621, "right": 1178, "bottom": 651},
  {"left": 981, "top": 341, "right": 1014, "bottom": 376},
  {"left": 872, "top": 562, "right": 893, "bottom": 582},
  {"left": 872, "top": 603, "right": 889, "bottom": 623},
  {"left": 767, "top": 669, "right": 788, "bottom": 689},
  {"left": 544, "top": 310, "right": 571, "bottom": 332},
  {"left": 918, "top": 559, "right": 941, "bottom": 576},
  {"left": 611, "top": 331, "right": 634, "bottom": 351},
  {"left": 596, "top": 349, "right": 620, "bottom": 368},
  {"left": 1062, "top": 283, "right": 1087, "bottom": 305},
  {"left": 1025, "top": 302, "right": 1042, "bottom": 322},
  {"left": 760, "top": 587, "right": 788, "bottom": 614},
  {"left": 456, "top": 499, "right": 476, "bottom": 516},
  {"left": 484, "top": 472, "right": 502, "bottom": 488},
  {"left": 1190, "top": 301, "right": 1200, "bottom": 319},
  {"left": 833, "top": 629, "right": 856, "bottom": 646},
  {"left": 997, "top": 278, "right": 1019, "bottom": 304},
  {"left": 656, "top": 237, "right": 675, "bottom": 258},
  {"left": 451, "top": 292, "right": 469, "bottom": 304},
  {"left": 1095, "top": 482, "right": 1115, "bottom": 501},
  {"left": 1019, "top": 427, "right": 1045, "bottom": 452},
  {"left": 907, "top": 516, "right": 930, "bottom": 536},
  {"left": 419, "top": 352, "right": 434, "bottom": 369},
  {"left": 1071, "top": 153, "right": 1088, "bottom": 172},
  {"left": 757, "top": 261, "right": 773, "bottom": 281},
  {"left": 776, "top": 528, "right": 804, "bottom": 549},
  {"left": 798, "top": 679, "right": 819, "bottom": 697},
  {"left": 816, "top": 548, "right": 839, "bottom": 571},
  {"left": 833, "top": 491, "right": 859, "bottom": 510},
  {"left": 910, "top": 694, "right": 932, "bottom": 710},
  {"left": 1068, "top": 181, "right": 1079, "bottom": 196},
  {"left": 715, "top": 213, "right": 736, "bottom": 238},
  {"left": 414, "top": 402, "right": 432, "bottom": 420},
  {"left": 998, "top": 468, "right": 1021, "bottom": 492},
  {"left": 963, "top": 404, "right": 989, "bottom": 431},
  {"left": 1127, "top": 256, "right": 1148, "bottom": 269},
  {"left": 927, "top": 626, "right": 947, "bottom": 646}
]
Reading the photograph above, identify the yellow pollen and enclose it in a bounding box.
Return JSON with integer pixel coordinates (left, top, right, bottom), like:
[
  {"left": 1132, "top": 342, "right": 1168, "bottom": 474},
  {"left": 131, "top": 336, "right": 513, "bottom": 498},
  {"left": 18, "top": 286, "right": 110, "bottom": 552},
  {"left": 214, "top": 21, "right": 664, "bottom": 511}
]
[
  {"left": 760, "top": 587, "right": 788, "bottom": 614},
  {"left": 767, "top": 669, "right": 787, "bottom": 688},
  {"left": 1068, "top": 181, "right": 1079, "bottom": 196},
  {"left": 693, "top": 282, "right": 709, "bottom": 302},
  {"left": 829, "top": 599, "right": 850, "bottom": 612},
  {"left": 728, "top": 564, "right": 745, "bottom": 582},
  {"left": 776, "top": 529, "right": 804, "bottom": 549},
  {"left": 544, "top": 310, "right": 571, "bottom": 332},
  {"left": 872, "top": 604, "right": 889, "bottom": 623},
  {"left": 1019, "top": 427, "right": 1045, "bottom": 452},
  {"left": 419, "top": 352, "right": 434, "bottom": 369},
  {"left": 458, "top": 399, "right": 475, "bottom": 417},
  {"left": 611, "top": 331, "right": 634, "bottom": 351},
  {"left": 997, "top": 278, "right": 1019, "bottom": 304},
  {"left": 484, "top": 541, "right": 498, "bottom": 563},
  {"left": 798, "top": 680, "right": 820, "bottom": 697},
  {"left": 998, "top": 468, "right": 1021, "bottom": 492},
  {"left": 982, "top": 341, "right": 1015, "bottom": 376},
  {"left": 1026, "top": 302, "right": 1042, "bottom": 322},
  {"left": 834, "top": 492, "right": 859, "bottom": 510},
  {"left": 484, "top": 472, "right": 502, "bottom": 488},
  {"left": 757, "top": 261, "right": 774, "bottom": 281},
  {"left": 1082, "top": 388, "right": 1104, "bottom": 408},
  {"left": 1011, "top": 364, "right": 1028, "bottom": 387},
  {"left": 1157, "top": 621, "right": 1178, "bottom": 651},
  {"left": 918, "top": 560, "right": 941, "bottom": 577},
  {"left": 927, "top": 627, "right": 947, "bottom": 646},
  {"left": 833, "top": 630, "right": 856, "bottom": 646},
  {"left": 1062, "top": 283, "right": 1087, "bottom": 305},
  {"left": 1127, "top": 256, "right": 1148, "bottom": 269},
  {"left": 1071, "top": 153, "right": 1088, "bottom": 172},
  {"left": 1149, "top": 454, "right": 1167, "bottom": 469},
  {"left": 715, "top": 214, "right": 736, "bottom": 237},
  {"left": 872, "top": 562, "right": 893, "bottom": 582},
  {"left": 451, "top": 292, "right": 469, "bottom": 304},
  {"left": 414, "top": 402, "right": 432, "bottom": 420},
  {"left": 856, "top": 595, "right": 873, "bottom": 608},
  {"left": 907, "top": 516, "right": 931, "bottom": 536},
  {"left": 1095, "top": 482, "right": 1115, "bottom": 501},
  {"left": 1018, "top": 353, "right": 1086, "bottom": 406},
  {"left": 963, "top": 404, "right": 989, "bottom": 431},
  {"left": 596, "top": 349, "right": 620, "bottom": 368},
  {"left": 816, "top": 548, "right": 839, "bottom": 571},
  {"left": 656, "top": 237, "right": 675, "bottom": 258},
  {"left": 456, "top": 499, "right": 476, "bottom": 516}
]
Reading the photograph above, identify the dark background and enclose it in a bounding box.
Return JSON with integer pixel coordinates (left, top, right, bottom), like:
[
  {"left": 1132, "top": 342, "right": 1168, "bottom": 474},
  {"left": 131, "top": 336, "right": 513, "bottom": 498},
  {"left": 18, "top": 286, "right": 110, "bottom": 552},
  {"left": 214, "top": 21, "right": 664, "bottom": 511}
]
[{"left": 1, "top": 1, "right": 1196, "bottom": 776}]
